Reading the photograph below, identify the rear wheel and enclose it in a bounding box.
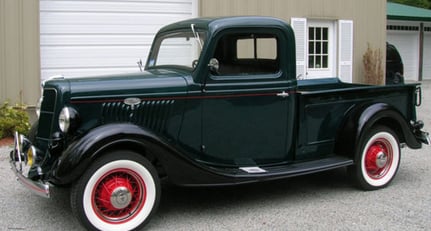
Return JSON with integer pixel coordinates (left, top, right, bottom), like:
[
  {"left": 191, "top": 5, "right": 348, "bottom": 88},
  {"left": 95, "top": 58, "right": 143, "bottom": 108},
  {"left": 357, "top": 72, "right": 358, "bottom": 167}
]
[
  {"left": 71, "top": 150, "right": 160, "bottom": 231},
  {"left": 349, "top": 126, "right": 400, "bottom": 190}
]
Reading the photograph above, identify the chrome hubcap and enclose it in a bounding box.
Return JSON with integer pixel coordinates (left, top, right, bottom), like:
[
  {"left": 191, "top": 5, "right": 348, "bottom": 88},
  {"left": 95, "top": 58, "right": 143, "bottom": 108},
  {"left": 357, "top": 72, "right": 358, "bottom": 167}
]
[
  {"left": 375, "top": 151, "right": 388, "bottom": 168},
  {"left": 110, "top": 186, "right": 132, "bottom": 209}
]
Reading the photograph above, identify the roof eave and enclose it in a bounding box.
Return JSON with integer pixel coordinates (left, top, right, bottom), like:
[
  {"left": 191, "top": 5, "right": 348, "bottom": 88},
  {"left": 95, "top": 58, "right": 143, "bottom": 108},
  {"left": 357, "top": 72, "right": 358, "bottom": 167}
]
[{"left": 388, "top": 15, "right": 431, "bottom": 22}]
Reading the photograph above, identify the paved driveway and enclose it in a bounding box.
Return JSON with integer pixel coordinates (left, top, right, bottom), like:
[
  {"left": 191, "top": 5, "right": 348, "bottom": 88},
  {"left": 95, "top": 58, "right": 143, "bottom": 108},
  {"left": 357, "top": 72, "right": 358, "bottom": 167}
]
[{"left": 1, "top": 81, "right": 431, "bottom": 231}]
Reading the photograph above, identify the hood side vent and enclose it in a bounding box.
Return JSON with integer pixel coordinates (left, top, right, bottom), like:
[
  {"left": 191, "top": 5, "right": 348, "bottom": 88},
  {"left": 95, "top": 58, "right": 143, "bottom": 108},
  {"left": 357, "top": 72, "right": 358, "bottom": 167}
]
[{"left": 102, "top": 100, "right": 175, "bottom": 133}]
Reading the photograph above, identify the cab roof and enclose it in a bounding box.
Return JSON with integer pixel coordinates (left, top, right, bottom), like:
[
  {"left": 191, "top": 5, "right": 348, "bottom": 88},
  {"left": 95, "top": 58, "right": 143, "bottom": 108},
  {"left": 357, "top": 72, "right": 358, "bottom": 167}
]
[{"left": 157, "top": 16, "right": 292, "bottom": 34}]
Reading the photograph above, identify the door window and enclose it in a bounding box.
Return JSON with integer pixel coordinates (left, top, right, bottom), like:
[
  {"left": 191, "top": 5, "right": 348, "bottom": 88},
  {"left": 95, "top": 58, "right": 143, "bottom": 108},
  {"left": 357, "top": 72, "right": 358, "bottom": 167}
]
[{"left": 212, "top": 33, "right": 280, "bottom": 77}]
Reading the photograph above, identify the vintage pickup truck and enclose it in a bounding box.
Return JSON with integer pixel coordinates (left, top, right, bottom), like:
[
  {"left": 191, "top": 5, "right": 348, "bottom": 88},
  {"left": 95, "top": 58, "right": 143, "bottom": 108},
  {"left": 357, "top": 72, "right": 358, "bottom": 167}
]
[{"left": 10, "top": 16, "right": 429, "bottom": 230}]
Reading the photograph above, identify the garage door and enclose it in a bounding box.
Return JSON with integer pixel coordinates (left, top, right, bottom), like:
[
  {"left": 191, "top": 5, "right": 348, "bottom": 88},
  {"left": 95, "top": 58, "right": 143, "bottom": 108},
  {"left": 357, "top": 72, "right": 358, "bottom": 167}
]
[
  {"left": 387, "top": 23, "right": 420, "bottom": 82},
  {"left": 40, "top": 0, "right": 197, "bottom": 81},
  {"left": 424, "top": 25, "right": 431, "bottom": 80}
]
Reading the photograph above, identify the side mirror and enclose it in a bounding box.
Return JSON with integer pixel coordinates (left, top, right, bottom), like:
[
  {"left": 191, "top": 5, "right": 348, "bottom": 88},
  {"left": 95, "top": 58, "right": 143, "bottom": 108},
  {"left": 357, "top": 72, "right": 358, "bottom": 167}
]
[{"left": 208, "top": 58, "right": 219, "bottom": 75}]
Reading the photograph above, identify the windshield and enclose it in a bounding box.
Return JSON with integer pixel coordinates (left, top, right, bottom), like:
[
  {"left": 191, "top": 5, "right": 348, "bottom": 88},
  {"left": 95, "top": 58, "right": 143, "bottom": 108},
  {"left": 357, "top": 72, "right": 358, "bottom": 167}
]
[{"left": 147, "top": 30, "right": 206, "bottom": 70}]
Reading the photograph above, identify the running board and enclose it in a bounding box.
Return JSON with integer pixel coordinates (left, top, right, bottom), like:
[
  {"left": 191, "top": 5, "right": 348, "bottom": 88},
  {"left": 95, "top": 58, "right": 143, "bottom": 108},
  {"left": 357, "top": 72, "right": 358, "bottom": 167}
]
[{"left": 231, "top": 156, "right": 353, "bottom": 180}]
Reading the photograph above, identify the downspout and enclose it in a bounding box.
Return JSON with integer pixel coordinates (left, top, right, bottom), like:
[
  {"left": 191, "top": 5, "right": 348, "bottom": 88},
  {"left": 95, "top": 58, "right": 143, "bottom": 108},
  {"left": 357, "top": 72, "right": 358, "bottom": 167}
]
[{"left": 419, "top": 22, "right": 424, "bottom": 81}]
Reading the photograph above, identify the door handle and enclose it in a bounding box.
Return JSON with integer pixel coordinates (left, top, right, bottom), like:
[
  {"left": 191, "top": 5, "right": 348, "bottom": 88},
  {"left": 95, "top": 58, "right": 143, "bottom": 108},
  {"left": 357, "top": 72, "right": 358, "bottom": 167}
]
[{"left": 276, "top": 91, "right": 289, "bottom": 98}]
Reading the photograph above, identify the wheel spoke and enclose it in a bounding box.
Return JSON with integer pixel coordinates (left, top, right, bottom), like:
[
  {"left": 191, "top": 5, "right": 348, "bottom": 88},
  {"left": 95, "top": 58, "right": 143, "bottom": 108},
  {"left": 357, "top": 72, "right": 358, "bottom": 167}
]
[{"left": 92, "top": 169, "right": 145, "bottom": 223}]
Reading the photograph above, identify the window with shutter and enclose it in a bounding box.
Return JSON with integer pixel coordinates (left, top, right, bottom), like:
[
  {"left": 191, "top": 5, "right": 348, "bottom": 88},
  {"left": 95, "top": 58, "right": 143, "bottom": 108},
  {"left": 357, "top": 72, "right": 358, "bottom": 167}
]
[{"left": 291, "top": 18, "right": 353, "bottom": 82}]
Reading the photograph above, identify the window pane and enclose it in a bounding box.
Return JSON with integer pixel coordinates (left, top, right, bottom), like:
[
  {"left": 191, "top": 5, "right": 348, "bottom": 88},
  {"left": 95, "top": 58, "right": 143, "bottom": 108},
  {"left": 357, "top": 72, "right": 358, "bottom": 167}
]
[
  {"left": 257, "top": 38, "right": 277, "bottom": 59},
  {"left": 316, "top": 27, "right": 321, "bottom": 40},
  {"left": 309, "top": 42, "right": 314, "bottom": 54},
  {"left": 308, "top": 56, "right": 314, "bottom": 68},
  {"left": 316, "top": 42, "right": 322, "bottom": 55},
  {"left": 309, "top": 27, "right": 314, "bottom": 40},
  {"left": 316, "top": 55, "right": 321, "bottom": 68},
  {"left": 237, "top": 39, "right": 254, "bottom": 59},
  {"left": 323, "top": 28, "right": 328, "bottom": 40},
  {"left": 323, "top": 55, "right": 328, "bottom": 68},
  {"left": 323, "top": 42, "right": 328, "bottom": 54}
]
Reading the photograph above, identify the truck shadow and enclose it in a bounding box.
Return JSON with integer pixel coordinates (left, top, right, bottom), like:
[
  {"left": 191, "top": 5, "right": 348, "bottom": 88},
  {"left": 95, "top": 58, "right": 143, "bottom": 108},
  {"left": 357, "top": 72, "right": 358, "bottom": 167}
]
[
  {"left": 40, "top": 168, "right": 354, "bottom": 230},
  {"left": 148, "top": 168, "right": 355, "bottom": 227}
]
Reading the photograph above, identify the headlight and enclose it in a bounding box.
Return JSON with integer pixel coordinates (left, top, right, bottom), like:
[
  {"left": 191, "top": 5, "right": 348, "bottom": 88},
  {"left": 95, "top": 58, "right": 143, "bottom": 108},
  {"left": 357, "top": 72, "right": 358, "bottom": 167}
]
[
  {"left": 58, "top": 106, "right": 79, "bottom": 133},
  {"left": 35, "top": 96, "right": 43, "bottom": 118}
]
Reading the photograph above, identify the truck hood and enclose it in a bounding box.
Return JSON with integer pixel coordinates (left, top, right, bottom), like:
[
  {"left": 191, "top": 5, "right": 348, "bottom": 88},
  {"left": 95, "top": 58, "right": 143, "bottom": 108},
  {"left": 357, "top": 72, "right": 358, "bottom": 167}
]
[{"left": 48, "top": 69, "right": 190, "bottom": 100}]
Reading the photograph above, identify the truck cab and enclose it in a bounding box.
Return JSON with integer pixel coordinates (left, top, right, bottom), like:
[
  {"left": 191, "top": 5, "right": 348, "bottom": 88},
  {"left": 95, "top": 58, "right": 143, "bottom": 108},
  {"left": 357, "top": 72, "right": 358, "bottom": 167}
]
[{"left": 145, "top": 17, "right": 298, "bottom": 167}]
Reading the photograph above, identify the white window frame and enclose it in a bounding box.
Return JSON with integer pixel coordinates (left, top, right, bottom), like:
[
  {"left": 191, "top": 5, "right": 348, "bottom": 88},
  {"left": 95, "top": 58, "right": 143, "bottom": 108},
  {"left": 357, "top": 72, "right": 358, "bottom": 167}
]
[{"left": 307, "top": 20, "right": 337, "bottom": 78}]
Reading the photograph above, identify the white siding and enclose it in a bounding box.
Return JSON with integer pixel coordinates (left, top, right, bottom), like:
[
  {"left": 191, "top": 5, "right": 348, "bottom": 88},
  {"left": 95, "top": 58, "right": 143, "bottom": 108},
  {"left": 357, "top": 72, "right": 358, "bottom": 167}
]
[{"left": 40, "top": 0, "right": 198, "bottom": 80}]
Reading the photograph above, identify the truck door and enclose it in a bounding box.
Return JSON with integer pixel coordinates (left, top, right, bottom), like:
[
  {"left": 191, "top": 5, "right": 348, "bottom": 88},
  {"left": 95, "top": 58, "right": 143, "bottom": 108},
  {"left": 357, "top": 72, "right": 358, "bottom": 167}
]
[{"left": 199, "top": 31, "right": 296, "bottom": 167}]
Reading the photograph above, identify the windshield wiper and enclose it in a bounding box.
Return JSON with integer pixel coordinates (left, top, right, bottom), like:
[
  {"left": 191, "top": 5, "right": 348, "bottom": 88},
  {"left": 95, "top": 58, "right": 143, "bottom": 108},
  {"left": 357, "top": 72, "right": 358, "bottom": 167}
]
[{"left": 191, "top": 24, "right": 203, "bottom": 49}]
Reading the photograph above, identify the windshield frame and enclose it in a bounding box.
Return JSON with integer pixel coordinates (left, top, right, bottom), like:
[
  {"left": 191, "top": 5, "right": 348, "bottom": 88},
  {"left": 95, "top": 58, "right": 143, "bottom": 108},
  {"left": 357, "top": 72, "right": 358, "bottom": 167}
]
[{"left": 145, "top": 29, "right": 207, "bottom": 71}]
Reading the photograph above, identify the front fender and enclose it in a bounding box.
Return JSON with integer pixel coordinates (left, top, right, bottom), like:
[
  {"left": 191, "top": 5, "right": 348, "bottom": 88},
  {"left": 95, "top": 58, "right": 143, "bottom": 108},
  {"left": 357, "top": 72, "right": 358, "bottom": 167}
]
[
  {"left": 50, "top": 123, "right": 233, "bottom": 186},
  {"left": 51, "top": 123, "right": 164, "bottom": 184},
  {"left": 335, "top": 103, "right": 421, "bottom": 157}
]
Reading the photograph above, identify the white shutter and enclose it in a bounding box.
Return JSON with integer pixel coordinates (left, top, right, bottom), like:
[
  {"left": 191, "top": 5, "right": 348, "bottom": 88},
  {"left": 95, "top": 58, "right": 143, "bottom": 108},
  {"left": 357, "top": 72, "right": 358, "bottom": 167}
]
[
  {"left": 291, "top": 18, "right": 307, "bottom": 79},
  {"left": 338, "top": 20, "right": 353, "bottom": 83}
]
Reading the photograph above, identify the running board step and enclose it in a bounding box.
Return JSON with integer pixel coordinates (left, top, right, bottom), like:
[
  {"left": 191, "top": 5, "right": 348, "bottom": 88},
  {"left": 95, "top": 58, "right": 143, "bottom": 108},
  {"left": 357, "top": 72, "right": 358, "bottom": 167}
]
[{"left": 233, "top": 156, "right": 353, "bottom": 179}]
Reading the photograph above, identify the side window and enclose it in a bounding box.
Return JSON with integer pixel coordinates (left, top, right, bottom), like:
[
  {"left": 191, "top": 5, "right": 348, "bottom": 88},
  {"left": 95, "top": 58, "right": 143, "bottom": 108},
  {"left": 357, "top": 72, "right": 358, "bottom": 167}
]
[{"left": 213, "top": 33, "right": 280, "bottom": 76}]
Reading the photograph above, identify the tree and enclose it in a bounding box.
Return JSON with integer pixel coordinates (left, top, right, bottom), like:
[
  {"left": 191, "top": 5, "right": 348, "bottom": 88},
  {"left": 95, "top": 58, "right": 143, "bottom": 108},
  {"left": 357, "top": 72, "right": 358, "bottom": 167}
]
[{"left": 388, "top": 0, "right": 431, "bottom": 9}]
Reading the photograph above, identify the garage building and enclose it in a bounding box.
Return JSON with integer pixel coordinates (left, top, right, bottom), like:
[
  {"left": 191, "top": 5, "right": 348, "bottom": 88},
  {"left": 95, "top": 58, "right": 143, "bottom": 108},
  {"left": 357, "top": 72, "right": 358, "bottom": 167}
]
[{"left": 387, "top": 2, "right": 431, "bottom": 81}]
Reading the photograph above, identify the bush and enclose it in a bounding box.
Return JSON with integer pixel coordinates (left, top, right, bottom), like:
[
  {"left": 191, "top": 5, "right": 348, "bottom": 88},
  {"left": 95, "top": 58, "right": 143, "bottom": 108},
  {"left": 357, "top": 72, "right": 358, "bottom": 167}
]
[
  {"left": 363, "top": 43, "right": 384, "bottom": 85},
  {"left": 0, "top": 101, "right": 31, "bottom": 139}
]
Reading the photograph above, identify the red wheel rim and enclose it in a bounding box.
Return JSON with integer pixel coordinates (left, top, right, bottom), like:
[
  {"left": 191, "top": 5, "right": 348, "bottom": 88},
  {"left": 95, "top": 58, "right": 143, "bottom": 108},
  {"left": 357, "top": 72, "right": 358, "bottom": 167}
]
[
  {"left": 92, "top": 168, "right": 147, "bottom": 223},
  {"left": 365, "top": 138, "right": 393, "bottom": 179}
]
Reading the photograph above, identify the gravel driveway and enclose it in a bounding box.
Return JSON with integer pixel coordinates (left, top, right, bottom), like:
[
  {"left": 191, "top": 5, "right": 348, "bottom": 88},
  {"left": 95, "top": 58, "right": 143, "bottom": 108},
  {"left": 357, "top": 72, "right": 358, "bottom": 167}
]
[{"left": 1, "top": 81, "right": 430, "bottom": 231}]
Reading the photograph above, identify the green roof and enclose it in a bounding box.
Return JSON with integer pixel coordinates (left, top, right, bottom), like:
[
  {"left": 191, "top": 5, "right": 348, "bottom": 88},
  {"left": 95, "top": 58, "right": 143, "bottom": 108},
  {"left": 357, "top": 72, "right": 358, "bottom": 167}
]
[{"left": 387, "top": 2, "right": 431, "bottom": 21}]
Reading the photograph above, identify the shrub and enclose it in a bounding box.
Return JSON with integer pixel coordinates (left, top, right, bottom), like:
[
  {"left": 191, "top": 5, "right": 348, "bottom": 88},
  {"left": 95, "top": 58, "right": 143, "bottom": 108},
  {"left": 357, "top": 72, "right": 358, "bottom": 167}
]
[
  {"left": 0, "top": 101, "right": 31, "bottom": 139},
  {"left": 363, "top": 43, "right": 384, "bottom": 85}
]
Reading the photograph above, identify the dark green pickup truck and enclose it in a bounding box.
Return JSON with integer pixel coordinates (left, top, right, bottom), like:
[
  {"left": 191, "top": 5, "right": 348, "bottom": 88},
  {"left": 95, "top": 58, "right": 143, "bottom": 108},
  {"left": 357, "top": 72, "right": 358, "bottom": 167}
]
[{"left": 10, "top": 16, "right": 429, "bottom": 230}]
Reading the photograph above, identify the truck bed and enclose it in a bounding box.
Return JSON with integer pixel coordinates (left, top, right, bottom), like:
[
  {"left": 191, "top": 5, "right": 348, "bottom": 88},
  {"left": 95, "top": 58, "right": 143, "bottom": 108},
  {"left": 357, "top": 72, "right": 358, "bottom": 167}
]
[
  {"left": 295, "top": 78, "right": 419, "bottom": 161},
  {"left": 297, "top": 77, "right": 419, "bottom": 94}
]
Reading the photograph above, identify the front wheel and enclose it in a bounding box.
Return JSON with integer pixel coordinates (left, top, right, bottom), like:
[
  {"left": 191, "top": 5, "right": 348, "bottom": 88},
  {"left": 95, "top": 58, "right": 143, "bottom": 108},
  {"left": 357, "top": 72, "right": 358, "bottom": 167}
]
[
  {"left": 348, "top": 126, "right": 401, "bottom": 190},
  {"left": 70, "top": 151, "right": 160, "bottom": 231}
]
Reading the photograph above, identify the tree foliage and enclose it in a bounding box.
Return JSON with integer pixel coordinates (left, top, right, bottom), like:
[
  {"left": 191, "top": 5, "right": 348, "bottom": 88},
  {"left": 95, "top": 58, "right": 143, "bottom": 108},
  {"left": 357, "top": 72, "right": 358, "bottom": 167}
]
[{"left": 388, "top": 0, "right": 431, "bottom": 9}]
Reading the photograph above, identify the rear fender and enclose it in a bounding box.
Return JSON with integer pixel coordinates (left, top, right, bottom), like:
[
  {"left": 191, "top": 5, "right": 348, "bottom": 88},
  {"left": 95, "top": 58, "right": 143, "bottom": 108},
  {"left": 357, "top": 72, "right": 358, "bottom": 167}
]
[{"left": 335, "top": 103, "right": 420, "bottom": 157}]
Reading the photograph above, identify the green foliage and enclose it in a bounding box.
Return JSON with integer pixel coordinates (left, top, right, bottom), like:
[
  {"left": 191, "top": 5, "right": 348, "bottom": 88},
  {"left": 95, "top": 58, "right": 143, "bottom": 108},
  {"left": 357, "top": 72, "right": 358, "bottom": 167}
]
[
  {"left": 0, "top": 101, "right": 31, "bottom": 139},
  {"left": 388, "top": 0, "right": 431, "bottom": 9}
]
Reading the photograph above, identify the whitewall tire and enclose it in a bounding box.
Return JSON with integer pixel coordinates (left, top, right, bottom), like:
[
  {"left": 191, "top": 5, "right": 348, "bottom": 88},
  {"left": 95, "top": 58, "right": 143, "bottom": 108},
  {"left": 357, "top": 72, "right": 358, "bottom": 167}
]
[
  {"left": 71, "top": 151, "right": 160, "bottom": 231},
  {"left": 349, "top": 126, "right": 401, "bottom": 190}
]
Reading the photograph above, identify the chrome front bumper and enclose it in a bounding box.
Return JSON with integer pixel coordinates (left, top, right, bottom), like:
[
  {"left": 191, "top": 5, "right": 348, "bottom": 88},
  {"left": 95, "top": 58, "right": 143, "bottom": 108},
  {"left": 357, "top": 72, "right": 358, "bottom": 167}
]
[{"left": 10, "top": 132, "right": 50, "bottom": 198}]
